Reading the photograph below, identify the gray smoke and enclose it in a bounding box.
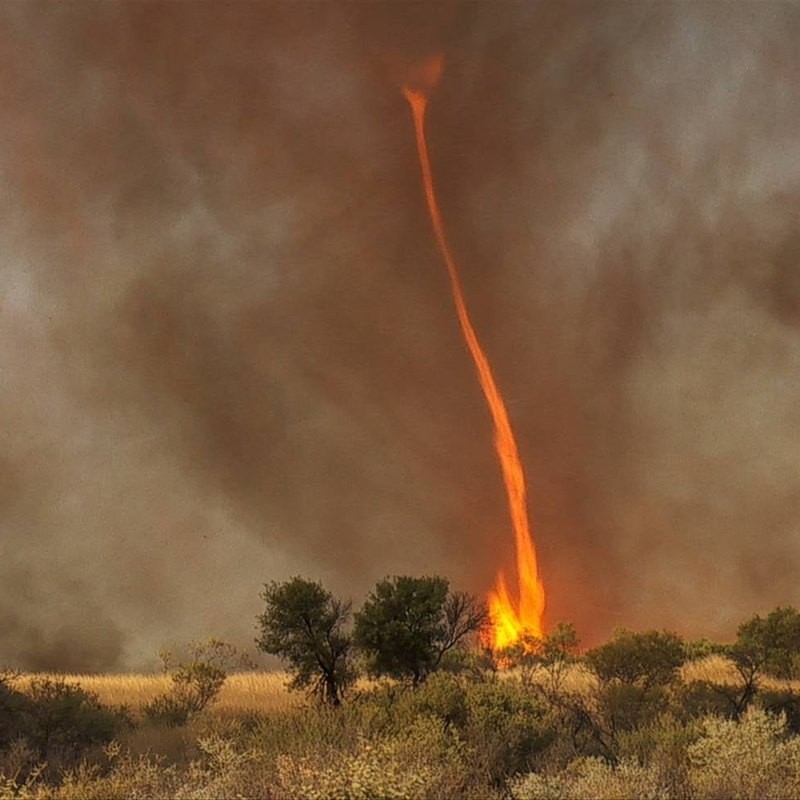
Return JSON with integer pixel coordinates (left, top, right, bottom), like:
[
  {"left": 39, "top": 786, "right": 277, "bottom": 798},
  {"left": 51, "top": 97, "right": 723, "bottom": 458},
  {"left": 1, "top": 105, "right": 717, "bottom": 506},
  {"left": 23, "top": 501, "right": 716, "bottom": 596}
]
[{"left": 1, "top": 2, "right": 798, "bottom": 669}]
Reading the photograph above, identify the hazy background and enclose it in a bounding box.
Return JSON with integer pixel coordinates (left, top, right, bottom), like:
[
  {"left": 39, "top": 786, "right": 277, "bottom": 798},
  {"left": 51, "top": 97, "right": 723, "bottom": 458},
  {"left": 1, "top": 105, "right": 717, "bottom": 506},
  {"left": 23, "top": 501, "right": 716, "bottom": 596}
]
[{"left": 1, "top": 1, "right": 798, "bottom": 670}]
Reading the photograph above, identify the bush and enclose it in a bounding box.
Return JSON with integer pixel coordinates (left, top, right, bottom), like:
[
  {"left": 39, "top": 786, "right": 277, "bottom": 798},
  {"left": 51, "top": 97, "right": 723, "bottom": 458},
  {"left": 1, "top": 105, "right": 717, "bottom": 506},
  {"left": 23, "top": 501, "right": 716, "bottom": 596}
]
[
  {"left": 760, "top": 689, "right": 800, "bottom": 734},
  {"left": 0, "top": 671, "right": 30, "bottom": 750},
  {"left": 463, "top": 678, "right": 554, "bottom": 784},
  {"left": 409, "top": 672, "right": 469, "bottom": 728},
  {"left": 688, "top": 706, "right": 800, "bottom": 799},
  {"left": 23, "top": 678, "right": 129, "bottom": 757},
  {"left": 595, "top": 682, "right": 671, "bottom": 735},
  {"left": 345, "top": 673, "right": 552, "bottom": 788},
  {"left": 274, "top": 716, "right": 468, "bottom": 800},
  {"left": 510, "top": 756, "right": 667, "bottom": 800},
  {"left": 0, "top": 676, "right": 132, "bottom": 784},
  {"left": 614, "top": 714, "right": 699, "bottom": 798},
  {"left": 677, "top": 680, "right": 740, "bottom": 721},
  {"left": 143, "top": 639, "right": 250, "bottom": 727}
]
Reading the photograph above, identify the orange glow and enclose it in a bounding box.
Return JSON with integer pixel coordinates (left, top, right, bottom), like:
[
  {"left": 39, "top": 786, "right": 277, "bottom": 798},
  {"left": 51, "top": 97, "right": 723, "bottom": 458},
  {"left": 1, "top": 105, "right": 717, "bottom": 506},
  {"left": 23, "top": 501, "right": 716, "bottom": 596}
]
[{"left": 403, "top": 69, "right": 546, "bottom": 650}]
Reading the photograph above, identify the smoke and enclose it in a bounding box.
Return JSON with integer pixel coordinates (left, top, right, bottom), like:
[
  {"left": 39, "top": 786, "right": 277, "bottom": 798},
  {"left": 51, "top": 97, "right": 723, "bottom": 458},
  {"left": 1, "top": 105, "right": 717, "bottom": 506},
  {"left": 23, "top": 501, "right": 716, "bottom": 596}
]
[{"left": 0, "top": 2, "right": 798, "bottom": 668}]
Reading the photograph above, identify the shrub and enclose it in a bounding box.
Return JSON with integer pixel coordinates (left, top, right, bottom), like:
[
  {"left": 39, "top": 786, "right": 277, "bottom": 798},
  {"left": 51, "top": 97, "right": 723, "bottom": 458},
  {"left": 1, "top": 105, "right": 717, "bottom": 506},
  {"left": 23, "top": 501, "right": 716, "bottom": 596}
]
[
  {"left": 143, "top": 639, "right": 249, "bottom": 726},
  {"left": 0, "top": 671, "right": 31, "bottom": 750},
  {"left": 615, "top": 714, "right": 699, "bottom": 798},
  {"left": 688, "top": 706, "right": 800, "bottom": 799},
  {"left": 0, "top": 677, "right": 132, "bottom": 785},
  {"left": 408, "top": 672, "right": 469, "bottom": 728},
  {"left": 760, "top": 689, "right": 800, "bottom": 734},
  {"left": 500, "top": 623, "right": 579, "bottom": 692},
  {"left": 463, "top": 678, "right": 554, "bottom": 784},
  {"left": 677, "top": 680, "right": 740, "bottom": 721},
  {"left": 274, "top": 716, "right": 468, "bottom": 800},
  {"left": 510, "top": 756, "right": 667, "bottom": 800},
  {"left": 23, "top": 677, "right": 131, "bottom": 760},
  {"left": 595, "top": 682, "right": 671, "bottom": 735}
]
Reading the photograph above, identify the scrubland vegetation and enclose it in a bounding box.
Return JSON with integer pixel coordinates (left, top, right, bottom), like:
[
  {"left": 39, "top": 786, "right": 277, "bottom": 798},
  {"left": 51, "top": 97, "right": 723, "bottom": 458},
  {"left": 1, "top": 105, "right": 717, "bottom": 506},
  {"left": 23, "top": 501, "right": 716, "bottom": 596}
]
[{"left": 5, "top": 579, "right": 800, "bottom": 799}]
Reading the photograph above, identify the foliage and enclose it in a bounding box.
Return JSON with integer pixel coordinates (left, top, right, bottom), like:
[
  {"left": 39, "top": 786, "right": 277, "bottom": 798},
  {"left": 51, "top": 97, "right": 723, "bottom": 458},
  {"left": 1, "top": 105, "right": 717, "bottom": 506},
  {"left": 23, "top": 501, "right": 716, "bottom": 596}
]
[
  {"left": 501, "top": 622, "right": 580, "bottom": 693},
  {"left": 706, "top": 607, "right": 800, "bottom": 718},
  {"left": 760, "top": 688, "right": 800, "bottom": 734},
  {"left": 512, "top": 707, "right": 800, "bottom": 800},
  {"left": 143, "top": 639, "right": 250, "bottom": 726},
  {"left": 684, "top": 638, "right": 726, "bottom": 662},
  {"left": 0, "top": 675, "right": 131, "bottom": 785},
  {"left": 22, "top": 678, "right": 129, "bottom": 757},
  {"left": 688, "top": 706, "right": 800, "bottom": 799},
  {"left": 11, "top": 599, "right": 800, "bottom": 798},
  {"left": 734, "top": 606, "right": 800, "bottom": 680},
  {"left": 256, "top": 577, "right": 355, "bottom": 706},
  {"left": 595, "top": 682, "right": 672, "bottom": 736},
  {"left": 463, "top": 677, "right": 555, "bottom": 784},
  {"left": 676, "top": 680, "right": 738, "bottom": 721},
  {"left": 274, "top": 716, "right": 468, "bottom": 800},
  {"left": 0, "top": 671, "right": 30, "bottom": 750},
  {"left": 585, "top": 629, "right": 686, "bottom": 690},
  {"left": 510, "top": 755, "right": 668, "bottom": 800},
  {"left": 353, "top": 576, "right": 488, "bottom": 685}
]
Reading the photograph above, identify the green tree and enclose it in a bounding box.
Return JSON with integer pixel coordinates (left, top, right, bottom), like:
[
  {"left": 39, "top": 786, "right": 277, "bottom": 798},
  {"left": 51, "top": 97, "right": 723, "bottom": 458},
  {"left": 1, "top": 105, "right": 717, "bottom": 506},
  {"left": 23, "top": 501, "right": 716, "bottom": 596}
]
[
  {"left": 735, "top": 606, "right": 800, "bottom": 680},
  {"left": 709, "top": 606, "right": 800, "bottom": 717},
  {"left": 256, "top": 577, "right": 355, "bottom": 706},
  {"left": 585, "top": 629, "right": 687, "bottom": 743},
  {"left": 354, "top": 575, "right": 488, "bottom": 686},
  {"left": 586, "top": 629, "right": 686, "bottom": 690}
]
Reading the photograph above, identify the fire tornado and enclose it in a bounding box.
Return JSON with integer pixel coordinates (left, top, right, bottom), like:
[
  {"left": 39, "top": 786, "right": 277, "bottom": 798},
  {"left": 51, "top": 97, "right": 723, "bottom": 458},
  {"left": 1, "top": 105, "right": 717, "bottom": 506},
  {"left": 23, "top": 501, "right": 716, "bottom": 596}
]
[{"left": 402, "top": 55, "right": 546, "bottom": 648}]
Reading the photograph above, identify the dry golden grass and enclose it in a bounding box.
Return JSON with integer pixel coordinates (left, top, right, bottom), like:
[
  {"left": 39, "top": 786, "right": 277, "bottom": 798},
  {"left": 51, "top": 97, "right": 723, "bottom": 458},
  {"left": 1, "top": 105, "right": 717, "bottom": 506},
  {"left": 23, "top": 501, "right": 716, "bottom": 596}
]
[
  {"left": 16, "top": 671, "right": 300, "bottom": 714},
  {"left": 13, "top": 656, "right": 785, "bottom": 721},
  {"left": 681, "top": 655, "right": 741, "bottom": 685},
  {"left": 682, "top": 654, "right": 800, "bottom": 692}
]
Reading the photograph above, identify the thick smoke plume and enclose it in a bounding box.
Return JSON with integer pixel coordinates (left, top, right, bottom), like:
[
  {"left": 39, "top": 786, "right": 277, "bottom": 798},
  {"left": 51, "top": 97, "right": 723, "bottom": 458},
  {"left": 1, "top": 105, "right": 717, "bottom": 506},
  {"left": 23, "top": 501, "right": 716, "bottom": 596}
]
[{"left": 1, "top": 2, "right": 799, "bottom": 669}]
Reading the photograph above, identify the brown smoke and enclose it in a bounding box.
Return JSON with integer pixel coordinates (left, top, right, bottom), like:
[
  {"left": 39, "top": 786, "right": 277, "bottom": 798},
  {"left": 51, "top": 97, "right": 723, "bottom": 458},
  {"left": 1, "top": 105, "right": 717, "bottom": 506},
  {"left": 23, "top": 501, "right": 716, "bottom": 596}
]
[{"left": 1, "top": 2, "right": 799, "bottom": 669}]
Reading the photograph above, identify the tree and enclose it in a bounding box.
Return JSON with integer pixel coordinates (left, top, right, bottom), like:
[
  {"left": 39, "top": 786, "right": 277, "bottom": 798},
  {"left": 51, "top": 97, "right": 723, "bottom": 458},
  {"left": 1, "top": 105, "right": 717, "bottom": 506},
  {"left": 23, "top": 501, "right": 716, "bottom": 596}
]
[
  {"left": 710, "top": 606, "right": 800, "bottom": 718},
  {"left": 735, "top": 606, "right": 800, "bottom": 680},
  {"left": 585, "top": 628, "right": 687, "bottom": 743},
  {"left": 586, "top": 629, "right": 686, "bottom": 690},
  {"left": 256, "top": 577, "right": 355, "bottom": 706},
  {"left": 353, "top": 575, "right": 489, "bottom": 686}
]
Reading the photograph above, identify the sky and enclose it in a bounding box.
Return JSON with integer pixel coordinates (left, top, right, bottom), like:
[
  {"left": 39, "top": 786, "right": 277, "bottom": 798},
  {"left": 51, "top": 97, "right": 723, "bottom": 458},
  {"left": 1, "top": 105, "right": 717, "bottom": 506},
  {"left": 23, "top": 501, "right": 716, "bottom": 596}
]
[{"left": 1, "top": 1, "right": 799, "bottom": 671}]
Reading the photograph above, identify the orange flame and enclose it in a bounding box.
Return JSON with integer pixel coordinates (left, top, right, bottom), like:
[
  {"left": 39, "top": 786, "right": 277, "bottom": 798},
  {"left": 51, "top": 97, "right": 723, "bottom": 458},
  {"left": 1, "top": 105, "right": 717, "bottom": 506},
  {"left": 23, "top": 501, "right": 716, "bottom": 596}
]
[{"left": 402, "top": 62, "right": 546, "bottom": 651}]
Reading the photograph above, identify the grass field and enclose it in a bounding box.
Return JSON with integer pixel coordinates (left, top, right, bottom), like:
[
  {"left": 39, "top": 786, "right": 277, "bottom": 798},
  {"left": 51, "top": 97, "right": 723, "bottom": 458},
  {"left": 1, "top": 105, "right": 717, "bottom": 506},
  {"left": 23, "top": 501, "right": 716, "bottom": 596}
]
[
  {"left": 17, "top": 670, "right": 301, "bottom": 715},
  {"left": 15, "top": 655, "right": 762, "bottom": 716}
]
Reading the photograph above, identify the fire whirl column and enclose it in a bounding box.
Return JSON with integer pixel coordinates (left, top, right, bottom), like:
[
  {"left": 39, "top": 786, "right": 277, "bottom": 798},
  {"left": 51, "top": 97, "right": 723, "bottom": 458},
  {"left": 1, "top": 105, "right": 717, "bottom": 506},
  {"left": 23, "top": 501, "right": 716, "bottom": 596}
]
[{"left": 401, "top": 54, "right": 546, "bottom": 648}]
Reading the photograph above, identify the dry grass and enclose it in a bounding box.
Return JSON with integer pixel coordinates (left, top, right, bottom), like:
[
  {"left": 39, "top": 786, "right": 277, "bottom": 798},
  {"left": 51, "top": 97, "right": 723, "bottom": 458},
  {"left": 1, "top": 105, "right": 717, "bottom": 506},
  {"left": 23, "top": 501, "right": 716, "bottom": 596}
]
[
  {"left": 681, "top": 655, "right": 800, "bottom": 692},
  {"left": 681, "top": 655, "right": 741, "bottom": 686},
  {"left": 12, "top": 656, "right": 784, "bottom": 720},
  {"left": 16, "top": 671, "right": 300, "bottom": 715}
]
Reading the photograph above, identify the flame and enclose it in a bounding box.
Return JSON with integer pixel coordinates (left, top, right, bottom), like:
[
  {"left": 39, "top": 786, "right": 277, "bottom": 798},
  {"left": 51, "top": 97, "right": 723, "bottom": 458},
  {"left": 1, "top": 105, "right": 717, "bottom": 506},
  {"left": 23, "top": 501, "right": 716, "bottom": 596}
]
[{"left": 402, "top": 62, "right": 546, "bottom": 650}]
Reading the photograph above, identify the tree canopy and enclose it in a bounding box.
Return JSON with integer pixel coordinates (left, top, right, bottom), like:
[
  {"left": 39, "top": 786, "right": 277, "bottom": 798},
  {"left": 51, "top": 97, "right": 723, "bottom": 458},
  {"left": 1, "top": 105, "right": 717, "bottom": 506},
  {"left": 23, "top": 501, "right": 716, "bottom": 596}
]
[
  {"left": 586, "top": 629, "right": 686, "bottom": 689},
  {"left": 256, "top": 577, "right": 355, "bottom": 706},
  {"left": 353, "top": 575, "right": 488, "bottom": 685}
]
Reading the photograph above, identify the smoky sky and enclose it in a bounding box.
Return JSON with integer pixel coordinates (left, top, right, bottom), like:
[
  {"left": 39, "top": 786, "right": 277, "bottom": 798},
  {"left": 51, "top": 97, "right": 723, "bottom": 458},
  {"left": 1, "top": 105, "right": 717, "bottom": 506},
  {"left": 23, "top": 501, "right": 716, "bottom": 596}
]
[{"left": 1, "top": 2, "right": 799, "bottom": 670}]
